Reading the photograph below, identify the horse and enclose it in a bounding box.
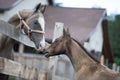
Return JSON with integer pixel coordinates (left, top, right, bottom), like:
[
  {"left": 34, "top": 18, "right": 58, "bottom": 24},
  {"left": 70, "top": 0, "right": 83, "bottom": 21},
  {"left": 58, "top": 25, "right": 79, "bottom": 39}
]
[
  {"left": 0, "top": 3, "right": 46, "bottom": 80},
  {"left": 43, "top": 28, "right": 120, "bottom": 80}
]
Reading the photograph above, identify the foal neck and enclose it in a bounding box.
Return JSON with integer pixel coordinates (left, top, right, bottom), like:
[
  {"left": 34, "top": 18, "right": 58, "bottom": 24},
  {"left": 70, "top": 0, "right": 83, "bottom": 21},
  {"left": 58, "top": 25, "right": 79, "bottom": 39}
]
[{"left": 68, "top": 39, "right": 96, "bottom": 72}]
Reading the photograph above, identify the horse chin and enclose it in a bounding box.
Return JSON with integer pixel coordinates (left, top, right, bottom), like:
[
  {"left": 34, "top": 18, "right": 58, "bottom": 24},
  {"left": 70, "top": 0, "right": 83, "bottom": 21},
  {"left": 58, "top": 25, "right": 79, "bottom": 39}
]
[{"left": 36, "top": 46, "right": 44, "bottom": 52}]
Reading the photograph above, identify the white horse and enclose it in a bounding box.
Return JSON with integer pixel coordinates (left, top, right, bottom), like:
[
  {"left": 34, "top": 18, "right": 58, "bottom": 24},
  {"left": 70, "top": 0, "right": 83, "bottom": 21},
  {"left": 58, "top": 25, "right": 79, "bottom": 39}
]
[{"left": 0, "top": 3, "right": 46, "bottom": 80}]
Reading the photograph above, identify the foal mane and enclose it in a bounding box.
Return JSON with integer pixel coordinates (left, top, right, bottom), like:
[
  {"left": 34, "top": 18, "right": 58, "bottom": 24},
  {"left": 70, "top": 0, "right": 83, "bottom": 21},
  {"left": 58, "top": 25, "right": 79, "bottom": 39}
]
[{"left": 71, "top": 38, "right": 100, "bottom": 63}]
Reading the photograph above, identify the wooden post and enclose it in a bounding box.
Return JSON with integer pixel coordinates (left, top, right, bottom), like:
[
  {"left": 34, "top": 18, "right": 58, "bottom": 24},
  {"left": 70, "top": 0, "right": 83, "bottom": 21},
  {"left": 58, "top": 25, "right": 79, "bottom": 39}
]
[
  {"left": 52, "top": 22, "right": 64, "bottom": 42},
  {"left": 38, "top": 72, "right": 47, "bottom": 80},
  {"left": 47, "top": 22, "right": 64, "bottom": 80},
  {"left": 19, "top": 43, "right": 24, "bottom": 53},
  {"left": 117, "top": 66, "right": 120, "bottom": 72},
  {"left": 105, "top": 58, "right": 109, "bottom": 67},
  {"left": 17, "top": 43, "right": 24, "bottom": 80},
  {"left": 112, "top": 63, "right": 117, "bottom": 71},
  {"left": 100, "top": 55, "right": 104, "bottom": 65}
]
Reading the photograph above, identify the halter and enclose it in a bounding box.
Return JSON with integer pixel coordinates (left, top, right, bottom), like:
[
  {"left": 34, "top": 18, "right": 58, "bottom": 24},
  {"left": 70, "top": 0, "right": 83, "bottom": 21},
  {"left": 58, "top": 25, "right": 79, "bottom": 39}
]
[{"left": 17, "top": 12, "right": 45, "bottom": 36}]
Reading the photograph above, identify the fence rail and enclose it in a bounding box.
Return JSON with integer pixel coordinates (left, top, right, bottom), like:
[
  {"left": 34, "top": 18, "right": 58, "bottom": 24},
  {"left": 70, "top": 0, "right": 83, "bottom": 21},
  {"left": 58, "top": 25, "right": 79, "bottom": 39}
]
[
  {"left": 14, "top": 52, "right": 74, "bottom": 80},
  {"left": 0, "top": 56, "right": 47, "bottom": 80},
  {"left": 112, "top": 63, "right": 120, "bottom": 72}
]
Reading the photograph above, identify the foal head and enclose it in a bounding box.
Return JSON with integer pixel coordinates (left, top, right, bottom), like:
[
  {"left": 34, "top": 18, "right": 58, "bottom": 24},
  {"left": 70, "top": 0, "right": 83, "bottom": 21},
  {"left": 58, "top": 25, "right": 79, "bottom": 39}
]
[{"left": 45, "top": 29, "right": 71, "bottom": 57}]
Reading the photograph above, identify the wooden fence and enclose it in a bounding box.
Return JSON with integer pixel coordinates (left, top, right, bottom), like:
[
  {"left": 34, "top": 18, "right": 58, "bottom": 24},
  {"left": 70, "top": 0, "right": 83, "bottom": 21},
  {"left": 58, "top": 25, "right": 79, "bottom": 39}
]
[
  {"left": 104, "top": 59, "right": 120, "bottom": 72},
  {"left": 14, "top": 53, "right": 74, "bottom": 80},
  {"left": 112, "top": 63, "right": 120, "bottom": 72},
  {"left": 0, "top": 56, "right": 47, "bottom": 80},
  {"left": 0, "top": 22, "right": 75, "bottom": 80}
]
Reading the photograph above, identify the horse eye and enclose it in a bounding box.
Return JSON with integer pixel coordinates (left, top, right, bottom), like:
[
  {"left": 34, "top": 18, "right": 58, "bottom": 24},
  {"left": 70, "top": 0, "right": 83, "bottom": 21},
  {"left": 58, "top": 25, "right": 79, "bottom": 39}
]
[{"left": 34, "top": 21, "right": 38, "bottom": 24}]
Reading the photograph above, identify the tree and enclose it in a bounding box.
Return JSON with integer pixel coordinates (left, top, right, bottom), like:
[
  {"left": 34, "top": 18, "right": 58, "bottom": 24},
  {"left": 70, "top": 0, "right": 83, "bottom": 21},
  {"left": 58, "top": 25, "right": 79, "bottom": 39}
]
[{"left": 109, "top": 15, "right": 120, "bottom": 65}]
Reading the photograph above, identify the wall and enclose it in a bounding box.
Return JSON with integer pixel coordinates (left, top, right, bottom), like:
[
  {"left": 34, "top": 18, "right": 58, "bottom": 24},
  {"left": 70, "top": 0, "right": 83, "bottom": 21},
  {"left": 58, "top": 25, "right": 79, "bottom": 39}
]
[{"left": 84, "top": 18, "right": 103, "bottom": 58}]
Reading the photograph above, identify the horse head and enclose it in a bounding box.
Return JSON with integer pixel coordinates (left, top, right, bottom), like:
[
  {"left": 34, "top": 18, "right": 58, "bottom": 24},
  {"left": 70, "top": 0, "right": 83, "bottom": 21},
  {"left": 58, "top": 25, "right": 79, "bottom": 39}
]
[
  {"left": 8, "top": 3, "right": 46, "bottom": 51},
  {"left": 44, "top": 28, "right": 71, "bottom": 57}
]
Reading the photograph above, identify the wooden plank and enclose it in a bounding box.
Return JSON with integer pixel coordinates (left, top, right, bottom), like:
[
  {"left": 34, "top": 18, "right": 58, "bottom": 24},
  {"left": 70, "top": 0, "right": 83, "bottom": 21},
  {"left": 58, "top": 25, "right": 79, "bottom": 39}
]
[
  {"left": 52, "top": 22, "right": 64, "bottom": 42},
  {"left": 55, "top": 76, "right": 70, "bottom": 80},
  {"left": 117, "top": 66, "right": 120, "bottom": 72},
  {"left": 19, "top": 43, "right": 24, "bottom": 53},
  {"left": 105, "top": 58, "right": 109, "bottom": 66},
  {"left": 112, "top": 63, "right": 117, "bottom": 71},
  {"left": 0, "top": 20, "right": 35, "bottom": 48},
  {"left": 0, "top": 57, "right": 47, "bottom": 80},
  {"left": 100, "top": 55, "right": 104, "bottom": 65}
]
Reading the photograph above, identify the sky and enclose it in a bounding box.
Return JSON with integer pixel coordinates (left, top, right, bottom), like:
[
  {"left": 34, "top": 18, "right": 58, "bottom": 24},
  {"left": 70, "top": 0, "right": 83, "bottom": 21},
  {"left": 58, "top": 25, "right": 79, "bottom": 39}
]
[{"left": 54, "top": 0, "right": 120, "bottom": 15}]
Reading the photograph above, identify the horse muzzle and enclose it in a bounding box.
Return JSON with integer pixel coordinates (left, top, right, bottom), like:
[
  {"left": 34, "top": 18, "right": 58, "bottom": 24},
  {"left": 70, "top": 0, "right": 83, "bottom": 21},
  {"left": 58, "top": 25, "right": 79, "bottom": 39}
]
[{"left": 36, "top": 46, "right": 44, "bottom": 52}]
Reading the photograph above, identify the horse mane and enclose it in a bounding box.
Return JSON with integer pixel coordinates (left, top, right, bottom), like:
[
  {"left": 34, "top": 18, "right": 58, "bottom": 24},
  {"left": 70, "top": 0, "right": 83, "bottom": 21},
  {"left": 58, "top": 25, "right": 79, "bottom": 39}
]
[{"left": 71, "top": 38, "right": 100, "bottom": 63}]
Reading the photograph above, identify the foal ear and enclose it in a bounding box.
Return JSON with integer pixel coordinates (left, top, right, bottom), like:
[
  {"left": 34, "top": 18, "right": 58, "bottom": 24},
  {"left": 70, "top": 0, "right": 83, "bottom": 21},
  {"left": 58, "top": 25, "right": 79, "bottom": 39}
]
[
  {"left": 63, "top": 28, "right": 67, "bottom": 37},
  {"left": 63, "top": 28, "right": 70, "bottom": 38},
  {"left": 66, "top": 28, "right": 70, "bottom": 37}
]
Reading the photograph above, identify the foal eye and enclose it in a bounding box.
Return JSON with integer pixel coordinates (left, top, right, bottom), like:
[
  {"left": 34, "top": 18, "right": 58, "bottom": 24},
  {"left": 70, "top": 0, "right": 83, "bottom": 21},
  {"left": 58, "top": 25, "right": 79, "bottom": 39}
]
[
  {"left": 55, "top": 40, "right": 58, "bottom": 42},
  {"left": 54, "top": 39, "right": 58, "bottom": 43},
  {"left": 60, "top": 40, "right": 62, "bottom": 42}
]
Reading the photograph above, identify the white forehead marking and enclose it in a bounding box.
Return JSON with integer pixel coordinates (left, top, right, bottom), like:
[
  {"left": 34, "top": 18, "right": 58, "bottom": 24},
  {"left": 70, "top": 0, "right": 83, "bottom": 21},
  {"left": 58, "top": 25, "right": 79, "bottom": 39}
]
[
  {"left": 38, "top": 17, "right": 45, "bottom": 31},
  {"left": 38, "top": 15, "right": 46, "bottom": 48}
]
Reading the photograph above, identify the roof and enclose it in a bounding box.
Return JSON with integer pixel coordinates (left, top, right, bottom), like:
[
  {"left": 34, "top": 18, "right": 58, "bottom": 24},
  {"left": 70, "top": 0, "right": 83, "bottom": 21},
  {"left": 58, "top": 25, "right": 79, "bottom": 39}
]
[
  {"left": 44, "top": 6, "right": 106, "bottom": 43},
  {"left": 0, "top": 0, "right": 21, "bottom": 12}
]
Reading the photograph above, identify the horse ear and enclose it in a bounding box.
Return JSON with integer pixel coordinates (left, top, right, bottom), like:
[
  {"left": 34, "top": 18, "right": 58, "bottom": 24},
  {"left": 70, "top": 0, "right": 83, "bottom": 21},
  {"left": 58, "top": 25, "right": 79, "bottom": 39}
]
[
  {"left": 34, "top": 3, "right": 41, "bottom": 13},
  {"left": 34, "top": 3, "right": 46, "bottom": 13},
  {"left": 40, "top": 5, "right": 46, "bottom": 13}
]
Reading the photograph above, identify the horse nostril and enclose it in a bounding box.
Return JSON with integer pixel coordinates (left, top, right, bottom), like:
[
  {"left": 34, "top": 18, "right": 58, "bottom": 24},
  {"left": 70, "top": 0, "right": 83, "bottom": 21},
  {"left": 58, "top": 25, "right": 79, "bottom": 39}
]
[
  {"left": 35, "top": 44, "right": 42, "bottom": 51},
  {"left": 39, "top": 50, "right": 45, "bottom": 54},
  {"left": 40, "top": 44, "right": 44, "bottom": 49}
]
